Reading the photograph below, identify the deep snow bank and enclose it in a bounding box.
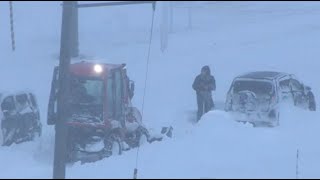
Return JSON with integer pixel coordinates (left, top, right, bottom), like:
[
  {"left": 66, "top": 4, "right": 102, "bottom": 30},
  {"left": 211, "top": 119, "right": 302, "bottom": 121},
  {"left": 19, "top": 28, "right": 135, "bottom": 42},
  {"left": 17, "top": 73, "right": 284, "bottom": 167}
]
[{"left": 66, "top": 107, "right": 320, "bottom": 179}]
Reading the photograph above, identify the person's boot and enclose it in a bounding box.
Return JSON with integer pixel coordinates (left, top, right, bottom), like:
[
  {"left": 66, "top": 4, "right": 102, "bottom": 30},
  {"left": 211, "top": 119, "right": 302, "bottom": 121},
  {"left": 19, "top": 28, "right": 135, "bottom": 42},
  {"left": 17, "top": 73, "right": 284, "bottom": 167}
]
[
  {"left": 211, "top": 101, "right": 215, "bottom": 110},
  {"left": 197, "top": 112, "right": 202, "bottom": 122},
  {"left": 122, "top": 141, "right": 130, "bottom": 151}
]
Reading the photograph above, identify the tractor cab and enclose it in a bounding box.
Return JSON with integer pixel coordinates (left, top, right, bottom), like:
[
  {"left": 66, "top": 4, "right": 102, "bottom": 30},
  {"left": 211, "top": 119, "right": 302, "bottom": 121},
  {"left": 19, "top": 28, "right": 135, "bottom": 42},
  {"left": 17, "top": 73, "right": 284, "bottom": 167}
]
[
  {"left": 47, "top": 61, "right": 167, "bottom": 163},
  {"left": 47, "top": 62, "right": 134, "bottom": 127}
]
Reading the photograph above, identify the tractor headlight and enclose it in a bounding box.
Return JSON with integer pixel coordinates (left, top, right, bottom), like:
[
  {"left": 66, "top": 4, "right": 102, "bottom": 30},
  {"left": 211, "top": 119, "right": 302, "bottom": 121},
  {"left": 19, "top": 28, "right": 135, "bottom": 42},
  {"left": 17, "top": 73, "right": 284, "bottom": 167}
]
[{"left": 94, "top": 64, "right": 103, "bottom": 73}]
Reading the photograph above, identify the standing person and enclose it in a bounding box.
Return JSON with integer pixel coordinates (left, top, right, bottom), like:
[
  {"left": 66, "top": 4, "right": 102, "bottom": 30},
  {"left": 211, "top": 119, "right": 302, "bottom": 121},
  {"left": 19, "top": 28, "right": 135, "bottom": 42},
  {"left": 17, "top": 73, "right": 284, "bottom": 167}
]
[{"left": 192, "top": 66, "right": 216, "bottom": 121}]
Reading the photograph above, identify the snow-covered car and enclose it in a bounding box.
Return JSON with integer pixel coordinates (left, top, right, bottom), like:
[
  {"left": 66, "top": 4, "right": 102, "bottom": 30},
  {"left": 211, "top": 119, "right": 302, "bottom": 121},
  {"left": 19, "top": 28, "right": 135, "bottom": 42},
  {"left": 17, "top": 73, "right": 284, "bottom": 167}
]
[
  {"left": 0, "top": 92, "right": 42, "bottom": 146},
  {"left": 225, "top": 71, "right": 316, "bottom": 127}
]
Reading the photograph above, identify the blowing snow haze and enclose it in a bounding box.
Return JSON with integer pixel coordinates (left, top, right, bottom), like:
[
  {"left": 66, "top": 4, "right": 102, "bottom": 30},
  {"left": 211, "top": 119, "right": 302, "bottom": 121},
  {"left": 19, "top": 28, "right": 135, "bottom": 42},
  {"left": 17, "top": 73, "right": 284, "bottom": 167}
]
[{"left": 0, "top": 1, "right": 320, "bottom": 178}]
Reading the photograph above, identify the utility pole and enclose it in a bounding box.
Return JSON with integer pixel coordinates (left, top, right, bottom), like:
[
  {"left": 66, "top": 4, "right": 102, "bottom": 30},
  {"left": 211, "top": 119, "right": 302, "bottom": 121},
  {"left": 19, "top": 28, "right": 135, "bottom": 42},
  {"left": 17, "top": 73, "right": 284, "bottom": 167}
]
[
  {"left": 70, "top": 1, "right": 79, "bottom": 57},
  {"left": 52, "top": 1, "right": 156, "bottom": 179},
  {"left": 53, "top": 1, "right": 73, "bottom": 179}
]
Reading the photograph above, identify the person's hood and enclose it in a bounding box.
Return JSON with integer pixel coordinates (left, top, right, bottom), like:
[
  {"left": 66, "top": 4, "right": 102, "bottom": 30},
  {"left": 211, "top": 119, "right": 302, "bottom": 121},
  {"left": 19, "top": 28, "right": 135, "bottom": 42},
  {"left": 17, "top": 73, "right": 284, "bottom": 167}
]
[{"left": 201, "top": 65, "right": 211, "bottom": 75}]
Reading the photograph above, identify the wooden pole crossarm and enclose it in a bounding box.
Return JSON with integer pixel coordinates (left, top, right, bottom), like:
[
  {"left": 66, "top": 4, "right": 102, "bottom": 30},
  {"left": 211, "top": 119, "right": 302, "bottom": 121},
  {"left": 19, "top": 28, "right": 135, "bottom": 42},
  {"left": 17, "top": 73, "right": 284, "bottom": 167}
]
[{"left": 61, "top": 1, "right": 156, "bottom": 9}]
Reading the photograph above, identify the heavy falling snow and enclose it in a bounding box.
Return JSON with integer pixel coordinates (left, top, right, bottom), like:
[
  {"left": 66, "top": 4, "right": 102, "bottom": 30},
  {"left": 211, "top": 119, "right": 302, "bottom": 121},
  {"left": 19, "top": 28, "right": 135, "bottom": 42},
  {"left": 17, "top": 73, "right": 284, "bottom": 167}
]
[{"left": 1, "top": 1, "right": 320, "bottom": 178}]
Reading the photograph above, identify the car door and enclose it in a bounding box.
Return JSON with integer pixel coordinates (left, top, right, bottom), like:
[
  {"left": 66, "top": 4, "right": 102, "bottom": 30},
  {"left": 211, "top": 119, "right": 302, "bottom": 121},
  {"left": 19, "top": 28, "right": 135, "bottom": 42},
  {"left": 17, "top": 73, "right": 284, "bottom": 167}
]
[
  {"left": 106, "top": 71, "right": 115, "bottom": 119},
  {"left": 106, "top": 68, "right": 125, "bottom": 126},
  {"left": 47, "top": 67, "right": 59, "bottom": 125},
  {"left": 290, "top": 78, "right": 307, "bottom": 108},
  {"left": 114, "top": 69, "right": 124, "bottom": 121}
]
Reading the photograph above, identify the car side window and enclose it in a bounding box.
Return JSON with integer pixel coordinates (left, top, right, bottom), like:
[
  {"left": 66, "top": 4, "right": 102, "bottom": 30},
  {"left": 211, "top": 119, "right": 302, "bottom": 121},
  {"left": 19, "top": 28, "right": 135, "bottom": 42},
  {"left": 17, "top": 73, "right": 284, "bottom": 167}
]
[
  {"left": 279, "top": 79, "right": 291, "bottom": 92},
  {"left": 15, "top": 93, "right": 30, "bottom": 113},
  {"left": 29, "top": 93, "right": 37, "bottom": 107},
  {"left": 1, "top": 96, "right": 15, "bottom": 112},
  {"left": 291, "top": 79, "right": 304, "bottom": 92}
]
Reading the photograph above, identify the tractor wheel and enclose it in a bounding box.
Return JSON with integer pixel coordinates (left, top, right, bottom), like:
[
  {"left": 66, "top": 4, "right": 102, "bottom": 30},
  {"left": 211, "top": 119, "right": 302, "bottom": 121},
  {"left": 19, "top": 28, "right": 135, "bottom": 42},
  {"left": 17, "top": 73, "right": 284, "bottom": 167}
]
[
  {"left": 111, "top": 139, "right": 122, "bottom": 156},
  {"left": 138, "top": 132, "right": 148, "bottom": 146},
  {"left": 104, "top": 133, "right": 122, "bottom": 156},
  {"left": 268, "top": 109, "right": 280, "bottom": 127}
]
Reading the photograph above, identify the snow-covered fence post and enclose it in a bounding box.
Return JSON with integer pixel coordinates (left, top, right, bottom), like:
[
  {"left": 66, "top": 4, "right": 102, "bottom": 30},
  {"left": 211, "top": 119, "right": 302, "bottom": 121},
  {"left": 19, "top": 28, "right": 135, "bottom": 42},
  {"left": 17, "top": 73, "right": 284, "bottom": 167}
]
[
  {"left": 160, "top": 1, "right": 169, "bottom": 52},
  {"left": 296, "top": 149, "right": 299, "bottom": 179},
  {"left": 9, "top": 1, "right": 15, "bottom": 51},
  {"left": 133, "top": 168, "right": 138, "bottom": 179}
]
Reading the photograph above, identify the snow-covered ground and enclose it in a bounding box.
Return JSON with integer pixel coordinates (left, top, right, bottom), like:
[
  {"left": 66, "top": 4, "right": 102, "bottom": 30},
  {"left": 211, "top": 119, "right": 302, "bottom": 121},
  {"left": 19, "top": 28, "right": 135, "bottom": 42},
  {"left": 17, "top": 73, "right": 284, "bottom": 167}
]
[{"left": 0, "top": 1, "right": 320, "bottom": 178}]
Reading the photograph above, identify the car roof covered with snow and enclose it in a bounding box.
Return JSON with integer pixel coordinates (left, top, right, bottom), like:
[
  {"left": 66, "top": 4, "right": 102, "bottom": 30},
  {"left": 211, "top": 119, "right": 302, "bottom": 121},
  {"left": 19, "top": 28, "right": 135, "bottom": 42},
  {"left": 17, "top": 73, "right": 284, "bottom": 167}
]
[{"left": 236, "top": 71, "right": 290, "bottom": 81}]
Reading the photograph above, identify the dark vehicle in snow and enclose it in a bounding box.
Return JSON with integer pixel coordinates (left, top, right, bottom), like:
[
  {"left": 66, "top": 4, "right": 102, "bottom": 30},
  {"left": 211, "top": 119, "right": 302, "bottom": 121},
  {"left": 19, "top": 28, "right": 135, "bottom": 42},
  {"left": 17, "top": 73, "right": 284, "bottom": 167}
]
[
  {"left": 47, "top": 61, "right": 171, "bottom": 163},
  {"left": 225, "top": 71, "right": 316, "bottom": 127},
  {"left": 1, "top": 92, "right": 42, "bottom": 146}
]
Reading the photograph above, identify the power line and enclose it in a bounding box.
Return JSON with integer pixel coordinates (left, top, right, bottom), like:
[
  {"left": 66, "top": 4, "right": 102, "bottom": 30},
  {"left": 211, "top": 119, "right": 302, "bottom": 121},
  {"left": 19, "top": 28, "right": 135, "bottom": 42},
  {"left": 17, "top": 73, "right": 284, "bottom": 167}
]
[{"left": 134, "top": 2, "right": 156, "bottom": 179}]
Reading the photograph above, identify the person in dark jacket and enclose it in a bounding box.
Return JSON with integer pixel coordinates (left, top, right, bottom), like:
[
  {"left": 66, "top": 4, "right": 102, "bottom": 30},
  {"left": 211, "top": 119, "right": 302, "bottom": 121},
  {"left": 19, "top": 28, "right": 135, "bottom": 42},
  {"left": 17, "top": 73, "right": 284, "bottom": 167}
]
[{"left": 192, "top": 66, "right": 216, "bottom": 121}]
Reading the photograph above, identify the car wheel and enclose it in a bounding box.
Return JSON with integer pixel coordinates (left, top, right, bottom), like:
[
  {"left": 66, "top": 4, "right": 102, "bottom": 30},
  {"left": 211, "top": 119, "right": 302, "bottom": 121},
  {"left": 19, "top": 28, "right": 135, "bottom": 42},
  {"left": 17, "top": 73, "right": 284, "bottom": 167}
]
[
  {"left": 308, "top": 92, "right": 316, "bottom": 111},
  {"left": 38, "top": 123, "right": 42, "bottom": 137},
  {"left": 252, "top": 122, "right": 257, "bottom": 128},
  {"left": 269, "top": 109, "right": 280, "bottom": 127},
  {"left": 275, "top": 112, "right": 280, "bottom": 126}
]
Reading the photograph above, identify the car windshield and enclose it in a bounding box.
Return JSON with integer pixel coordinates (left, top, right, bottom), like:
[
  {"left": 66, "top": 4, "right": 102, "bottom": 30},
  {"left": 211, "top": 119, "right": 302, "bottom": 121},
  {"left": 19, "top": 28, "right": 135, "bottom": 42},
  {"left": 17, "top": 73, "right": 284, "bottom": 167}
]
[
  {"left": 233, "top": 80, "right": 274, "bottom": 95},
  {"left": 69, "top": 77, "right": 104, "bottom": 105}
]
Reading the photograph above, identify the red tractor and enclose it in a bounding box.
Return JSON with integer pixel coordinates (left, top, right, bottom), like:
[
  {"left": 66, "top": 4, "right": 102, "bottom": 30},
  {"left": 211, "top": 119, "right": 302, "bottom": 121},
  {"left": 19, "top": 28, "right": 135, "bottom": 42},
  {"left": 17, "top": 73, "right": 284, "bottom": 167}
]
[{"left": 47, "top": 61, "right": 172, "bottom": 163}]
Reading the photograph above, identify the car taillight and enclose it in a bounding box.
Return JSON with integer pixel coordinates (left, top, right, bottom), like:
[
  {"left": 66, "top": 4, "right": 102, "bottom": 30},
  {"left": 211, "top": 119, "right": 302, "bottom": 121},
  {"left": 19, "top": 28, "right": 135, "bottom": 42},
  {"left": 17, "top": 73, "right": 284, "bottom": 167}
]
[
  {"left": 271, "top": 95, "right": 276, "bottom": 103},
  {"left": 127, "top": 114, "right": 135, "bottom": 123}
]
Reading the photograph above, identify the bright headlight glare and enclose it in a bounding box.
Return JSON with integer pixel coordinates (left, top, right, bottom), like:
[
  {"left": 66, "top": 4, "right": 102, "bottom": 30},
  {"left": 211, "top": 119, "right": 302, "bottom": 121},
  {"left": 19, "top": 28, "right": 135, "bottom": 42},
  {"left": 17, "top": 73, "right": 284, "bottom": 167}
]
[{"left": 94, "top": 64, "right": 103, "bottom": 73}]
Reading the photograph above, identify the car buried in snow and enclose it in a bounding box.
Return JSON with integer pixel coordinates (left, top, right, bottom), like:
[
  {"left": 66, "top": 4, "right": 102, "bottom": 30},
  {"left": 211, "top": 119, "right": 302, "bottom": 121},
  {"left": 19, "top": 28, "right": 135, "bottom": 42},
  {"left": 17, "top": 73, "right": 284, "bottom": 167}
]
[
  {"left": 47, "top": 61, "right": 172, "bottom": 163},
  {"left": 0, "top": 92, "right": 42, "bottom": 146},
  {"left": 225, "top": 71, "right": 316, "bottom": 127}
]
